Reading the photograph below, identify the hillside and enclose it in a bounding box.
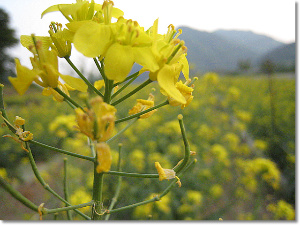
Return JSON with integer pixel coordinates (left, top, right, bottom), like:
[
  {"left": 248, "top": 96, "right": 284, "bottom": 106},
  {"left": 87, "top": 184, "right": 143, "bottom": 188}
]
[
  {"left": 213, "top": 29, "right": 284, "bottom": 56},
  {"left": 260, "top": 42, "right": 295, "bottom": 67},
  {"left": 178, "top": 27, "right": 259, "bottom": 73},
  {"left": 177, "top": 26, "right": 292, "bottom": 73}
]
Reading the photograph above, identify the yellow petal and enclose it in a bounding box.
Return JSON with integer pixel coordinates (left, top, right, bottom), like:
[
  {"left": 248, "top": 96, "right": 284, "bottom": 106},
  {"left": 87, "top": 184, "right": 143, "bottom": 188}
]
[
  {"left": 104, "top": 43, "right": 135, "bottom": 82},
  {"left": 60, "top": 74, "right": 88, "bottom": 92},
  {"left": 155, "top": 162, "right": 167, "bottom": 181},
  {"left": 94, "top": 80, "right": 105, "bottom": 90},
  {"left": 157, "top": 65, "right": 186, "bottom": 104},
  {"left": 41, "top": 63, "right": 59, "bottom": 88},
  {"left": 179, "top": 54, "right": 189, "bottom": 80},
  {"left": 20, "top": 35, "right": 52, "bottom": 52},
  {"left": 112, "top": 7, "right": 124, "bottom": 19},
  {"left": 9, "top": 59, "right": 37, "bottom": 95},
  {"left": 41, "top": 4, "right": 72, "bottom": 19},
  {"left": 132, "top": 47, "right": 159, "bottom": 73},
  {"left": 73, "top": 21, "right": 111, "bottom": 58}
]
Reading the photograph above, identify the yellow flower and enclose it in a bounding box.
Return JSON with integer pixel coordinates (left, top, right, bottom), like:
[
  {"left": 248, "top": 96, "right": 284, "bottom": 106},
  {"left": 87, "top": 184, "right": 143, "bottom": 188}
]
[
  {"left": 142, "top": 20, "right": 190, "bottom": 104},
  {"left": 155, "top": 162, "right": 181, "bottom": 187},
  {"left": 41, "top": 0, "right": 123, "bottom": 23},
  {"left": 73, "top": 15, "right": 158, "bottom": 82},
  {"left": 129, "top": 93, "right": 157, "bottom": 119},
  {"left": 49, "top": 23, "right": 72, "bottom": 58},
  {"left": 163, "top": 80, "right": 194, "bottom": 109},
  {"left": 9, "top": 35, "right": 87, "bottom": 96},
  {"left": 1, "top": 115, "right": 33, "bottom": 151},
  {"left": 155, "top": 162, "right": 175, "bottom": 181},
  {"left": 96, "top": 142, "right": 112, "bottom": 173},
  {"left": 75, "top": 96, "right": 116, "bottom": 141}
]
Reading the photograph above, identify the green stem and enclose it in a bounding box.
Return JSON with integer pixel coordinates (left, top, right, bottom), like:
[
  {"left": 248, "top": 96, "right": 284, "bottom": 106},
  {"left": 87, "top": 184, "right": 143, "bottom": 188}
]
[
  {"left": 44, "top": 201, "right": 94, "bottom": 215},
  {"left": 115, "top": 100, "right": 169, "bottom": 125},
  {"left": 29, "top": 140, "right": 95, "bottom": 162},
  {"left": 105, "top": 159, "right": 196, "bottom": 215},
  {"left": 107, "top": 118, "right": 138, "bottom": 143},
  {"left": 104, "top": 171, "right": 158, "bottom": 178},
  {"left": 91, "top": 171, "right": 104, "bottom": 220},
  {"left": 64, "top": 158, "right": 72, "bottom": 220},
  {"left": 104, "top": 79, "right": 114, "bottom": 103},
  {"left": 106, "top": 196, "right": 160, "bottom": 215},
  {"left": 25, "top": 139, "right": 90, "bottom": 220},
  {"left": 54, "top": 87, "right": 84, "bottom": 110},
  {"left": 0, "top": 176, "right": 39, "bottom": 212},
  {"left": 173, "top": 115, "right": 191, "bottom": 173},
  {"left": 65, "top": 57, "right": 104, "bottom": 98},
  {"left": 111, "top": 79, "right": 153, "bottom": 106},
  {"left": 111, "top": 71, "right": 139, "bottom": 99},
  {"left": 113, "top": 71, "right": 140, "bottom": 87},
  {"left": 93, "top": 58, "right": 106, "bottom": 82},
  {"left": 0, "top": 177, "right": 93, "bottom": 218},
  {"left": 0, "top": 84, "right": 7, "bottom": 119},
  {"left": 104, "top": 144, "right": 123, "bottom": 220}
]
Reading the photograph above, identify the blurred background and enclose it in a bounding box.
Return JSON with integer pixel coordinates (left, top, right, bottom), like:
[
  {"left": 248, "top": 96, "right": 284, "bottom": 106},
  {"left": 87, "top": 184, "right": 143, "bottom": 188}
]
[{"left": 0, "top": 0, "right": 296, "bottom": 220}]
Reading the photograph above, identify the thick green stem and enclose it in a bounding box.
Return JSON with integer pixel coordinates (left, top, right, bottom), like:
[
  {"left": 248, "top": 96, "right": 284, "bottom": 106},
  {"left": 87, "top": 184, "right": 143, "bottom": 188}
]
[
  {"left": 104, "top": 79, "right": 114, "bottom": 103},
  {"left": 91, "top": 59, "right": 111, "bottom": 220},
  {"left": 115, "top": 100, "right": 169, "bottom": 125},
  {"left": 91, "top": 171, "right": 104, "bottom": 220},
  {"left": 111, "top": 79, "right": 153, "bottom": 106},
  {"left": 65, "top": 57, "right": 104, "bottom": 98}
]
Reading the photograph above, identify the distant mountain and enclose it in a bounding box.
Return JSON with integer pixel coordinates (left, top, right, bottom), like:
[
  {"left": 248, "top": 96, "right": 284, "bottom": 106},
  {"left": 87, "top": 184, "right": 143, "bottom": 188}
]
[
  {"left": 213, "top": 29, "right": 284, "bottom": 56},
  {"left": 178, "top": 27, "right": 259, "bottom": 72},
  {"left": 260, "top": 42, "right": 295, "bottom": 67},
  {"left": 176, "top": 26, "right": 292, "bottom": 73}
]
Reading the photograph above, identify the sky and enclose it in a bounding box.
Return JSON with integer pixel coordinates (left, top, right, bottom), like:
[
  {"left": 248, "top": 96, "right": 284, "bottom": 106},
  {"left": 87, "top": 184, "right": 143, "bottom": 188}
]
[{"left": 0, "top": 0, "right": 296, "bottom": 73}]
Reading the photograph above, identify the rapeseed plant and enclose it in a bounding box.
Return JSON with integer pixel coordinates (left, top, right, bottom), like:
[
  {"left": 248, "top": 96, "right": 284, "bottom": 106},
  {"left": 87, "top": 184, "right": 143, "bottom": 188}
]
[{"left": 0, "top": 0, "right": 196, "bottom": 220}]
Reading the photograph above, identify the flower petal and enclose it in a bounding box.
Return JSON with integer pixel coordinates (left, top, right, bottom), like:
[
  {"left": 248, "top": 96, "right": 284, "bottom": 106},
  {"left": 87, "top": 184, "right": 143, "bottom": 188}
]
[
  {"left": 60, "top": 74, "right": 88, "bottom": 92},
  {"left": 132, "top": 47, "right": 159, "bottom": 73},
  {"left": 157, "top": 65, "right": 186, "bottom": 105},
  {"left": 179, "top": 54, "right": 189, "bottom": 80},
  {"left": 104, "top": 43, "right": 135, "bottom": 82},
  {"left": 73, "top": 21, "right": 111, "bottom": 58},
  {"left": 20, "top": 35, "right": 52, "bottom": 52},
  {"left": 9, "top": 59, "right": 37, "bottom": 95}
]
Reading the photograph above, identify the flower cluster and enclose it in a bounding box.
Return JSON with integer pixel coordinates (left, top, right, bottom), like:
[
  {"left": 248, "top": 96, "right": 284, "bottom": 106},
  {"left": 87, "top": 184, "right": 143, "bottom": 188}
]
[{"left": 38, "top": 0, "right": 192, "bottom": 105}]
